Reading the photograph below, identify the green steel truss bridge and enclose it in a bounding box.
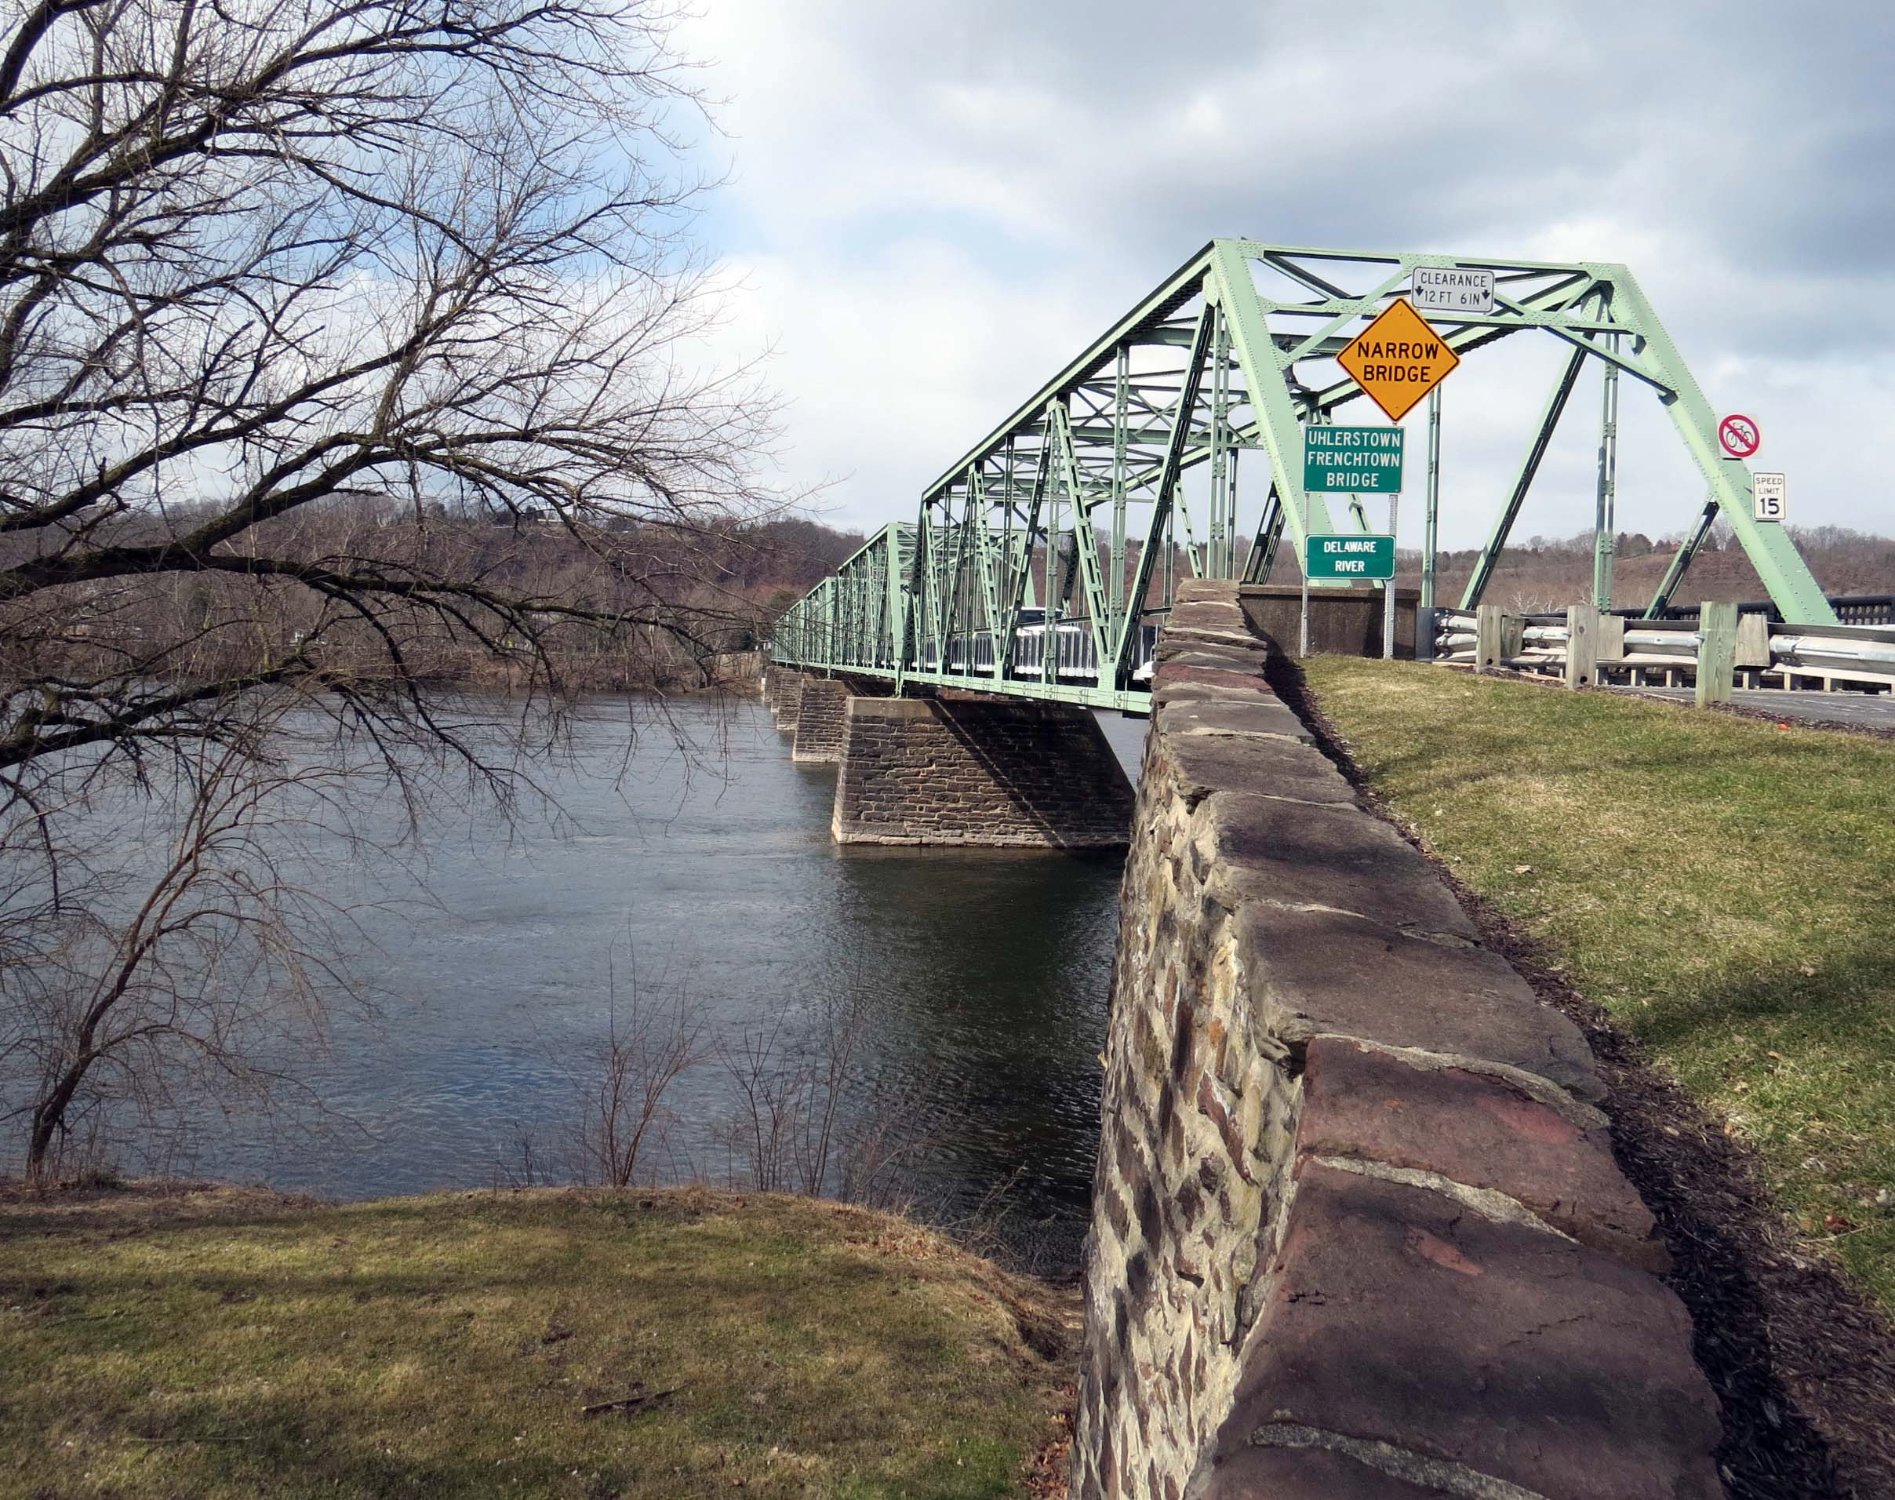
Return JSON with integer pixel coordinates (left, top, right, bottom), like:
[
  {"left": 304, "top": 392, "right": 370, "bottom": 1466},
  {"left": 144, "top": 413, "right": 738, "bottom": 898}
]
[{"left": 769, "top": 239, "right": 1837, "bottom": 710}]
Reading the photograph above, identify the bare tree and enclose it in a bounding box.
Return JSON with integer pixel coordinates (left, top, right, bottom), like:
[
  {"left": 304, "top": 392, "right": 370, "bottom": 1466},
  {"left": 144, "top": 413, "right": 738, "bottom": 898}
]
[
  {"left": 577, "top": 952, "right": 703, "bottom": 1188},
  {"left": 717, "top": 985, "right": 904, "bottom": 1200},
  {"left": 0, "top": 0, "right": 778, "bottom": 779},
  {"left": 3, "top": 714, "right": 371, "bottom": 1182},
  {"left": 0, "top": 1, "right": 781, "bottom": 1174}
]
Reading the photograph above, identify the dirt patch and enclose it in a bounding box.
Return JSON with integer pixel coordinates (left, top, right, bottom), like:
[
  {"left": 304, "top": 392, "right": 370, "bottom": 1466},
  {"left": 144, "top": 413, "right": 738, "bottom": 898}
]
[
  {"left": 1025, "top": 1392, "right": 1075, "bottom": 1499},
  {"left": 1268, "top": 650, "right": 1895, "bottom": 1500}
]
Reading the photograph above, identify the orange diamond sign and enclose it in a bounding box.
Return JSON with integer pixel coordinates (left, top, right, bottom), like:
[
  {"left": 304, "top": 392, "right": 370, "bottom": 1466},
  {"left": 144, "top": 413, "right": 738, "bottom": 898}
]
[{"left": 1336, "top": 298, "right": 1460, "bottom": 421}]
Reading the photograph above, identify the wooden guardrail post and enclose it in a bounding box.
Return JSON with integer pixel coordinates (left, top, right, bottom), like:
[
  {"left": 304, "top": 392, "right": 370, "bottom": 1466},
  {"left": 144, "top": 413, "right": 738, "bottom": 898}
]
[
  {"left": 1565, "top": 603, "right": 1600, "bottom": 689},
  {"left": 1475, "top": 604, "right": 1503, "bottom": 673},
  {"left": 1735, "top": 612, "right": 1770, "bottom": 685},
  {"left": 1598, "top": 612, "right": 1625, "bottom": 668},
  {"left": 1696, "top": 601, "right": 1738, "bottom": 707}
]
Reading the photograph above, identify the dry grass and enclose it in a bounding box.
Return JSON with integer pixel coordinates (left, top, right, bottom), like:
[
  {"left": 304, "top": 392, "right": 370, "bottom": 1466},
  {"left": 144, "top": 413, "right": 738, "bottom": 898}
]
[
  {"left": 0, "top": 1182, "right": 1078, "bottom": 1499},
  {"left": 1303, "top": 659, "right": 1895, "bottom": 1311}
]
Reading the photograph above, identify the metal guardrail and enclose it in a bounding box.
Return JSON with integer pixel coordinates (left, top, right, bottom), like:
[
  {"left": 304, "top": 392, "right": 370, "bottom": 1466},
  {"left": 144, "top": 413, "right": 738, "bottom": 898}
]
[{"left": 1430, "top": 603, "right": 1895, "bottom": 693}]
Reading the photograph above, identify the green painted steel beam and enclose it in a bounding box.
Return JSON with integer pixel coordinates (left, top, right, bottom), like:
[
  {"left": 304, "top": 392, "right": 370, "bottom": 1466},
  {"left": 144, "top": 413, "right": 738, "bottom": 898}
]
[
  {"left": 1599, "top": 265, "right": 1834, "bottom": 624},
  {"left": 1645, "top": 498, "right": 1719, "bottom": 619}
]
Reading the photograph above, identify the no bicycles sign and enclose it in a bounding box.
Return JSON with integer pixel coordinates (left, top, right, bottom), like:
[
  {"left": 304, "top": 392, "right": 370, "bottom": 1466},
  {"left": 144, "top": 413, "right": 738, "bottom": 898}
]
[{"left": 1717, "top": 412, "right": 1761, "bottom": 459}]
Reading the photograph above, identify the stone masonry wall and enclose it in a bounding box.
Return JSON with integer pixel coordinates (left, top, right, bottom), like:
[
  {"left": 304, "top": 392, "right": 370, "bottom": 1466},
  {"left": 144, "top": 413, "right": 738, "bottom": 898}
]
[
  {"left": 832, "top": 696, "right": 1136, "bottom": 848},
  {"left": 1074, "top": 580, "right": 1724, "bottom": 1500},
  {"left": 791, "top": 678, "right": 850, "bottom": 764}
]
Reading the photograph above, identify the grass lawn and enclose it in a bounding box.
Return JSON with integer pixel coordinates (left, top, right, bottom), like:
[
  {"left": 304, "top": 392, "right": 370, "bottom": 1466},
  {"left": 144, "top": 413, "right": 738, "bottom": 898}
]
[
  {"left": 0, "top": 1184, "right": 1077, "bottom": 1499},
  {"left": 1301, "top": 660, "right": 1895, "bottom": 1310}
]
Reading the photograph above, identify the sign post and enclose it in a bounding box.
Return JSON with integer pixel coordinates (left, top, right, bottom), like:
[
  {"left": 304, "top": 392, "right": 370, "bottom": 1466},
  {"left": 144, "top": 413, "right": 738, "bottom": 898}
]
[
  {"left": 1300, "top": 482, "right": 1310, "bottom": 657},
  {"left": 1420, "top": 387, "right": 1441, "bottom": 659},
  {"left": 1384, "top": 491, "right": 1399, "bottom": 660}
]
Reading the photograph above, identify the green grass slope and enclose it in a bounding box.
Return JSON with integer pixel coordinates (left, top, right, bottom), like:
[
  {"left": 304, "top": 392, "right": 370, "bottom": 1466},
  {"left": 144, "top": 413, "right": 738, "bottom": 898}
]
[
  {"left": 1303, "top": 661, "right": 1895, "bottom": 1308},
  {"left": 0, "top": 1185, "right": 1077, "bottom": 1500}
]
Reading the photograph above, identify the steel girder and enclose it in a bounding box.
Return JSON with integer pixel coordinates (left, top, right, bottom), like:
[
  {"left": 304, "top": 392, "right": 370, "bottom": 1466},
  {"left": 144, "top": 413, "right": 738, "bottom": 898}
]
[{"left": 770, "top": 239, "right": 1836, "bottom": 705}]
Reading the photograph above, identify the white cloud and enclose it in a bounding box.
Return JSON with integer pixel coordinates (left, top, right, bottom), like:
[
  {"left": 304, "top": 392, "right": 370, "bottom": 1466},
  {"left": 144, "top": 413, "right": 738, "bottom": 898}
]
[{"left": 680, "top": 0, "right": 1895, "bottom": 552}]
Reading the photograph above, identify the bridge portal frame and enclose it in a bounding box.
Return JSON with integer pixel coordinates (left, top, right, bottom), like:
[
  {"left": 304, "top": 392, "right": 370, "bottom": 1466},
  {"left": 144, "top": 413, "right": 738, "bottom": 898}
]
[{"left": 770, "top": 239, "right": 1836, "bottom": 705}]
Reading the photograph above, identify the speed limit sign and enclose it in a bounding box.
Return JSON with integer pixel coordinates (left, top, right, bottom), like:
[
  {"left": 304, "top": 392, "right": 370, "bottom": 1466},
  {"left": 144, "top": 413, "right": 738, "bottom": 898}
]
[{"left": 1752, "top": 472, "right": 1787, "bottom": 523}]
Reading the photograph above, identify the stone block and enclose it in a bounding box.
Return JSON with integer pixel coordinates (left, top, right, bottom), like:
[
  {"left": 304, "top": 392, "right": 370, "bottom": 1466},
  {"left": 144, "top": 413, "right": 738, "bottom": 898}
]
[
  {"left": 1236, "top": 903, "right": 1601, "bottom": 1101},
  {"left": 1196, "top": 793, "right": 1478, "bottom": 940},
  {"left": 1205, "top": 1163, "right": 1723, "bottom": 1500},
  {"left": 1152, "top": 680, "right": 1275, "bottom": 709},
  {"left": 1159, "top": 575, "right": 1250, "bottom": 617},
  {"left": 1197, "top": 1443, "right": 1459, "bottom": 1499},
  {"left": 1154, "top": 698, "right": 1315, "bottom": 745},
  {"left": 1153, "top": 663, "right": 1267, "bottom": 695},
  {"left": 1156, "top": 625, "right": 1273, "bottom": 654},
  {"left": 1158, "top": 734, "right": 1355, "bottom": 809},
  {"left": 1156, "top": 646, "right": 1272, "bottom": 672},
  {"left": 1297, "top": 1038, "right": 1662, "bottom": 1267}
]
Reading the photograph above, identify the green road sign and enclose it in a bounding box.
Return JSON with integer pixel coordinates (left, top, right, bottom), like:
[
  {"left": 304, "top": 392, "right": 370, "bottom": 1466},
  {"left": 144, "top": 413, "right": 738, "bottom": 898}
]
[
  {"left": 1306, "top": 533, "right": 1396, "bottom": 581},
  {"left": 1304, "top": 425, "right": 1405, "bottom": 493}
]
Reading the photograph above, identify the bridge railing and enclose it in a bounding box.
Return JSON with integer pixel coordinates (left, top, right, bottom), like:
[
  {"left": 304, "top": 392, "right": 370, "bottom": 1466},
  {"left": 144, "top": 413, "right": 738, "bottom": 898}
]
[
  {"left": 914, "top": 621, "right": 1161, "bottom": 682},
  {"left": 772, "top": 608, "right": 1161, "bottom": 694},
  {"left": 1617, "top": 595, "right": 1895, "bottom": 627}
]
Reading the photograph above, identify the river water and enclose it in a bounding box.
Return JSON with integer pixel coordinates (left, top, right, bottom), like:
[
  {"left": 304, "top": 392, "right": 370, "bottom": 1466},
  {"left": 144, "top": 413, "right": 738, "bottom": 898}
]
[{"left": 126, "top": 694, "right": 1145, "bottom": 1261}]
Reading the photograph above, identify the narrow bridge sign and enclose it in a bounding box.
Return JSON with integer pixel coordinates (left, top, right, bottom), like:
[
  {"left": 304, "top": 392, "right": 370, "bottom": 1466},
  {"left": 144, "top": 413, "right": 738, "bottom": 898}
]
[
  {"left": 1304, "top": 426, "right": 1405, "bottom": 493},
  {"left": 1337, "top": 299, "right": 1460, "bottom": 421},
  {"left": 1306, "top": 534, "right": 1396, "bottom": 581}
]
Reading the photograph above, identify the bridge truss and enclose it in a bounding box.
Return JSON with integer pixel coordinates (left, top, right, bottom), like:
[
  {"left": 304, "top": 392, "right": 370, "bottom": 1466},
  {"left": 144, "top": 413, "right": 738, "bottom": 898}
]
[{"left": 770, "top": 239, "right": 1836, "bottom": 708}]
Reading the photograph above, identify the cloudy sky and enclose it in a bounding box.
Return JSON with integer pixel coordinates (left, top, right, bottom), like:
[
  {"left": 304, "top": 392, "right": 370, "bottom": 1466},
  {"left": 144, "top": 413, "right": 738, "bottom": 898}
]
[{"left": 676, "top": 1, "right": 1893, "bottom": 551}]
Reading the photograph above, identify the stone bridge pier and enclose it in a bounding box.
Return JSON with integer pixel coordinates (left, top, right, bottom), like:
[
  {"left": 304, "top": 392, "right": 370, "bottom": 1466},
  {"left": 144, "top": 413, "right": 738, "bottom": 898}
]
[
  {"left": 1072, "top": 581, "right": 1724, "bottom": 1500},
  {"left": 759, "top": 667, "right": 1135, "bottom": 848}
]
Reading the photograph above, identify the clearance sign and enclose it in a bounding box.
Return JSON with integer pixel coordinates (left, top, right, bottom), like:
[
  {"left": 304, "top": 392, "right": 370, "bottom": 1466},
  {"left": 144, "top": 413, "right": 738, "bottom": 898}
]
[{"left": 1336, "top": 298, "right": 1460, "bottom": 421}]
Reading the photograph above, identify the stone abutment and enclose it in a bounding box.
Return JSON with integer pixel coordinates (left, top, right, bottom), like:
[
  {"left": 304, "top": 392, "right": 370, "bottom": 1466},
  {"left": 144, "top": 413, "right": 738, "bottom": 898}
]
[{"left": 1073, "top": 580, "right": 1723, "bottom": 1500}]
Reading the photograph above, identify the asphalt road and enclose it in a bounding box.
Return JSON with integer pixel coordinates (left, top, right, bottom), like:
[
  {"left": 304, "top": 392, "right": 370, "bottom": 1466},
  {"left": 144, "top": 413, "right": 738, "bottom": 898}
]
[{"left": 1622, "top": 687, "right": 1895, "bottom": 731}]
